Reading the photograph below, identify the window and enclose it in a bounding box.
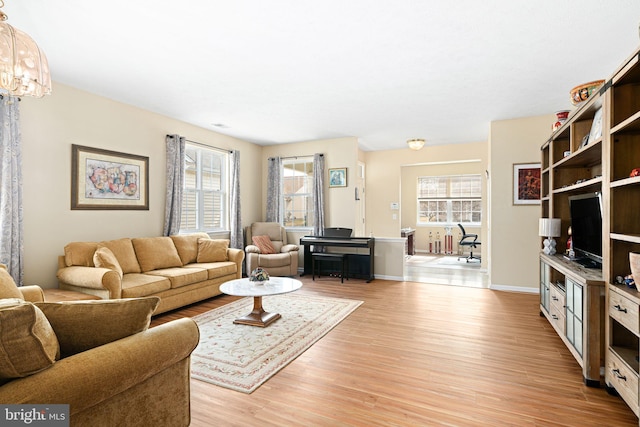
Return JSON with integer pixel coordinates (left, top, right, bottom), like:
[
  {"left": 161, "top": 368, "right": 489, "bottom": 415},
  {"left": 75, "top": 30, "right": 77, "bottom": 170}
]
[
  {"left": 180, "top": 144, "right": 228, "bottom": 232},
  {"left": 282, "top": 157, "right": 314, "bottom": 228},
  {"left": 417, "top": 174, "right": 482, "bottom": 225}
]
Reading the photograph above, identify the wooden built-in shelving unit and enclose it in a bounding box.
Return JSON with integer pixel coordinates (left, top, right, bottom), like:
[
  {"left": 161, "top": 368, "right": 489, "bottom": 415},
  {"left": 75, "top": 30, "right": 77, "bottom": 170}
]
[{"left": 540, "top": 44, "right": 640, "bottom": 422}]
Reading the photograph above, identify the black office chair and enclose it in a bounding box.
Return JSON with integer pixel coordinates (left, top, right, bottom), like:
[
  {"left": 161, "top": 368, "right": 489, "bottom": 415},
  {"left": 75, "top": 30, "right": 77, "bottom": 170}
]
[
  {"left": 457, "top": 224, "right": 481, "bottom": 263},
  {"left": 312, "top": 228, "right": 352, "bottom": 283}
]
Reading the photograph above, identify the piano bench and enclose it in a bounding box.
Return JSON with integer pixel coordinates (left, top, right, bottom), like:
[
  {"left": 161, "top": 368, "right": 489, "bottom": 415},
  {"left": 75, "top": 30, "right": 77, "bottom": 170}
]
[{"left": 312, "top": 253, "right": 349, "bottom": 283}]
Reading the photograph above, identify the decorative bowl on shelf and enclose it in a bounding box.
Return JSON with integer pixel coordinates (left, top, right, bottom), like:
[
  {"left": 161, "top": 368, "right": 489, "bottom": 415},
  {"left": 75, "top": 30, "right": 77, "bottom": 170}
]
[
  {"left": 570, "top": 80, "right": 605, "bottom": 106},
  {"left": 249, "top": 267, "right": 270, "bottom": 285},
  {"left": 552, "top": 110, "right": 571, "bottom": 131}
]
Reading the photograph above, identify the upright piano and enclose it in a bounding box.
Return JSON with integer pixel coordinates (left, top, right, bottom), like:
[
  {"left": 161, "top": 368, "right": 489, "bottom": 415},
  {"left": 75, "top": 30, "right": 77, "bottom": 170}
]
[{"left": 299, "top": 236, "right": 375, "bottom": 282}]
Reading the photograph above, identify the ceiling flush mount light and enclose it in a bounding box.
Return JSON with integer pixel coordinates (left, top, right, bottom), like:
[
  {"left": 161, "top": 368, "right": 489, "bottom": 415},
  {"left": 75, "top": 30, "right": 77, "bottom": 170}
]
[
  {"left": 0, "top": 0, "right": 51, "bottom": 97},
  {"left": 407, "top": 138, "right": 425, "bottom": 150}
]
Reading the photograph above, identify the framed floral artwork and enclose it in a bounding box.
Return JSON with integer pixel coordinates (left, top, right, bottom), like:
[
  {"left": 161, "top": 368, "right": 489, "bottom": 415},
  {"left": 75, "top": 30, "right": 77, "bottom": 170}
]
[{"left": 71, "top": 144, "right": 149, "bottom": 210}]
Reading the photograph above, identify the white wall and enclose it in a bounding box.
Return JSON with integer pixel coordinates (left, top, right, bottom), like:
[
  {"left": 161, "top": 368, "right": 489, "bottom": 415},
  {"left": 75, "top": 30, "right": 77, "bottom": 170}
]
[
  {"left": 261, "top": 137, "right": 360, "bottom": 230},
  {"left": 488, "top": 114, "right": 555, "bottom": 292},
  {"left": 17, "top": 81, "right": 554, "bottom": 290},
  {"left": 19, "top": 83, "right": 263, "bottom": 287}
]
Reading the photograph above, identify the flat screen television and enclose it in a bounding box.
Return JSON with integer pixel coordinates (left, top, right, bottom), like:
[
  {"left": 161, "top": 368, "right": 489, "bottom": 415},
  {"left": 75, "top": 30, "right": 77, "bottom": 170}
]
[{"left": 568, "top": 192, "right": 603, "bottom": 269}]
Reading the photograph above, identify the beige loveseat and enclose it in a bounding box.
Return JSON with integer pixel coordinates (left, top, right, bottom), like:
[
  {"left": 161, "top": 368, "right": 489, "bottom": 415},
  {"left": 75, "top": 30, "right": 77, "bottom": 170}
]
[
  {"left": 57, "top": 233, "right": 244, "bottom": 314},
  {"left": 0, "top": 265, "right": 199, "bottom": 426}
]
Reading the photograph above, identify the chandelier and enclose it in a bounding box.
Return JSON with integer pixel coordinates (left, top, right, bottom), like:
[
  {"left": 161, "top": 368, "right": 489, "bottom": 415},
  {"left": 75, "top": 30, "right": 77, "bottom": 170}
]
[
  {"left": 407, "top": 138, "right": 425, "bottom": 150},
  {"left": 0, "top": 1, "right": 50, "bottom": 97}
]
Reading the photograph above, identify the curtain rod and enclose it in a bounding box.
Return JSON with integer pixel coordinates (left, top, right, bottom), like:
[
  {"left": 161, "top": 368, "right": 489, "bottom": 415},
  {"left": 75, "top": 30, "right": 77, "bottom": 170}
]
[
  {"left": 166, "top": 134, "right": 233, "bottom": 153},
  {"left": 269, "top": 154, "right": 323, "bottom": 160}
]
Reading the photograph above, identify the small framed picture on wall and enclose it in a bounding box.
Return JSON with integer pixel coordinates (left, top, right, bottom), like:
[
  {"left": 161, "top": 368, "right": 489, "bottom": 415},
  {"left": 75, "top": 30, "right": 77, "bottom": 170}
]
[
  {"left": 513, "top": 162, "right": 541, "bottom": 205},
  {"left": 329, "top": 168, "right": 347, "bottom": 188}
]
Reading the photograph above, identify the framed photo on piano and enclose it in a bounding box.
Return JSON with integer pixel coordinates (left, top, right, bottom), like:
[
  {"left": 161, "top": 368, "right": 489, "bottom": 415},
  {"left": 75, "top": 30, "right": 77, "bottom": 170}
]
[{"left": 329, "top": 168, "right": 347, "bottom": 188}]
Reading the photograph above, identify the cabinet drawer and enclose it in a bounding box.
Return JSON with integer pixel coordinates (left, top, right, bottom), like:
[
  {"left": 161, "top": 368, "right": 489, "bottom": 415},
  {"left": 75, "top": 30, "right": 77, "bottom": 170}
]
[
  {"left": 609, "top": 290, "right": 640, "bottom": 336},
  {"left": 549, "top": 304, "right": 566, "bottom": 335},
  {"left": 606, "top": 349, "right": 639, "bottom": 416},
  {"left": 550, "top": 285, "right": 566, "bottom": 312}
]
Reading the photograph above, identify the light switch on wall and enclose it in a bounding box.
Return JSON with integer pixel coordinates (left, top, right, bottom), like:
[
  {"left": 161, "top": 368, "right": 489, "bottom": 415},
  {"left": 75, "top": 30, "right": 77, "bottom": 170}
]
[{"left": 392, "top": 214, "right": 397, "bottom": 220}]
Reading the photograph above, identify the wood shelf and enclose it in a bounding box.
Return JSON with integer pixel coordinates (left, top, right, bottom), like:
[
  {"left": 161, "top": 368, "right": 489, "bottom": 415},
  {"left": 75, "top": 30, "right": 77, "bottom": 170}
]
[
  {"left": 541, "top": 45, "right": 640, "bottom": 416},
  {"left": 611, "top": 176, "right": 640, "bottom": 188},
  {"left": 552, "top": 176, "right": 602, "bottom": 194},
  {"left": 610, "top": 346, "right": 640, "bottom": 375},
  {"left": 552, "top": 139, "right": 602, "bottom": 169},
  {"left": 610, "top": 233, "right": 640, "bottom": 244},
  {"left": 611, "top": 110, "right": 640, "bottom": 134}
]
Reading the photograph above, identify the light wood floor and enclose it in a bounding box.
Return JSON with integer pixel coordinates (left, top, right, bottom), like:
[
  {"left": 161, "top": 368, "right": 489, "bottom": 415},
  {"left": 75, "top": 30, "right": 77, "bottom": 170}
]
[
  {"left": 152, "top": 274, "right": 637, "bottom": 426},
  {"left": 404, "top": 254, "right": 489, "bottom": 288}
]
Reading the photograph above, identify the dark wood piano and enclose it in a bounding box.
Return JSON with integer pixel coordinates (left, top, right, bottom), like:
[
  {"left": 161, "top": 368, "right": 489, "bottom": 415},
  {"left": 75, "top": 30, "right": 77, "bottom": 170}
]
[{"left": 299, "top": 236, "right": 375, "bottom": 282}]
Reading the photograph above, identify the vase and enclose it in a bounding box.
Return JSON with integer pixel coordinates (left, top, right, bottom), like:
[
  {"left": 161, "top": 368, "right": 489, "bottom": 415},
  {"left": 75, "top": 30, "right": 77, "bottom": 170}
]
[{"left": 630, "top": 252, "right": 640, "bottom": 283}]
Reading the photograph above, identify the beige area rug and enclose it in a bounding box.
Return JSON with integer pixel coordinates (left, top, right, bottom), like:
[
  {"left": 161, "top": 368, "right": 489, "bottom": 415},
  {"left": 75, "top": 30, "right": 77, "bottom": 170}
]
[{"left": 191, "top": 293, "right": 363, "bottom": 393}]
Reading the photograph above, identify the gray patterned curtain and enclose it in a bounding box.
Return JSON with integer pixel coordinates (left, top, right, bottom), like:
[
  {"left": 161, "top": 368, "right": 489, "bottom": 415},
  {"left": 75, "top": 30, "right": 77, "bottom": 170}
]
[
  {"left": 0, "top": 96, "right": 23, "bottom": 285},
  {"left": 163, "top": 134, "right": 185, "bottom": 236},
  {"left": 312, "top": 153, "right": 325, "bottom": 236},
  {"left": 266, "top": 157, "right": 282, "bottom": 222},
  {"left": 230, "top": 150, "right": 243, "bottom": 249}
]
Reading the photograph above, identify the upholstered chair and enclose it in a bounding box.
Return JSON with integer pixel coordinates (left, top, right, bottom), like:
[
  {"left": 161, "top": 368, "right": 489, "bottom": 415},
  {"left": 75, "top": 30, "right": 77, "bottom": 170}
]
[
  {"left": 0, "top": 264, "right": 199, "bottom": 426},
  {"left": 244, "top": 222, "right": 299, "bottom": 277}
]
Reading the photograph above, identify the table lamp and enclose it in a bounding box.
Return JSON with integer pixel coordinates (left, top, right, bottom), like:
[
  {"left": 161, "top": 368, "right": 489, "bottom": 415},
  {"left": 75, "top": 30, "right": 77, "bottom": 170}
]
[{"left": 539, "top": 218, "right": 561, "bottom": 255}]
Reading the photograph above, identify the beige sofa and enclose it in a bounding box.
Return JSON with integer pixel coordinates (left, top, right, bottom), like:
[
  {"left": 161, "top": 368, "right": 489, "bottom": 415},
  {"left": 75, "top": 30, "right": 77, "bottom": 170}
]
[
  {"left": 57, "top": 233, "right": 244, "bottom": 314},
  {"left": 0, "top": 265, "right": 199, "bottom": 426}
]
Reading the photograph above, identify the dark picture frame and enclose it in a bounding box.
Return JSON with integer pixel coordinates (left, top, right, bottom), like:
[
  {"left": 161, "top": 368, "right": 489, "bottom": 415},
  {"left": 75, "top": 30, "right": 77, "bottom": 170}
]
[
  {"left": 513, "top": 162, "right": 541, "bottom": 205},
  {"left": 71, "top": 144, "right": 149, "bottom": 210},
  {"left": 329, "top": 167, "right": 347, "bottom": 188}
]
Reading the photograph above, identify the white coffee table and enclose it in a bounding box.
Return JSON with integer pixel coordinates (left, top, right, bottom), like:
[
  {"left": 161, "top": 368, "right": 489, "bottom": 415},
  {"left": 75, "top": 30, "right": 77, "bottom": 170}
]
[{"left": 219, "top": 277, "right": 303, "bottom": 327}]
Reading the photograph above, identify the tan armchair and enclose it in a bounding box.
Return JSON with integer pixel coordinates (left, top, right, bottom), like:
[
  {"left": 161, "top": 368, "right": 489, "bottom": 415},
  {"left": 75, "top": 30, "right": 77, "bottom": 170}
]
[
  {"left": 244, "top": 222, "right": 299, "bottom": 277},
  {"left": 0, "top": 265, "right": 199, "bottom": 426}
]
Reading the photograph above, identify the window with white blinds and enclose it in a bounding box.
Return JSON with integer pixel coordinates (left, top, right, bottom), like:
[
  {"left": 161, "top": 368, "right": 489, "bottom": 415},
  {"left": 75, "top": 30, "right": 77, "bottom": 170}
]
[
  {"left": 180, "top": 144, "right": 228, "bottom": 232},
  {"left": 417, "top": 174, "right": 482, "bottom": 225}
]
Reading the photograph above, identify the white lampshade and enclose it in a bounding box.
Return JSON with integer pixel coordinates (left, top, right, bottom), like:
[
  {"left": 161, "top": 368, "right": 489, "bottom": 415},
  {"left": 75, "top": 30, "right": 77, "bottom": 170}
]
[
  {"left": 539, "top": 218, "right": 561, "bottom": 238},
  {"left": 539, "top": 218, "right": 561, "bottom": 255}
]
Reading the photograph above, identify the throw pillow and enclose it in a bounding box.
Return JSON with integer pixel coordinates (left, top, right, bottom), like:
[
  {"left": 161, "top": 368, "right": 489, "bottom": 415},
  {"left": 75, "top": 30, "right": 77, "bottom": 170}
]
[
  {"left": 0, "top": 299, "right": 59, "bottom": 382},
  {"left": 131, "top": 237, "right": 183, "bottom": 272},
  {"left": 0, "top": 265, "right": 23, "bottom": 300},
  {"left": 99, "top": 238, "right": 141, "bottom": 274},
  {"left": 63, "top": 241, "right": 98, "bottom": 267},
  {"left": 35, "top": 297, "right": 159, "bottom": 359},
  {"left": 170, "top": 233, "right": 210, "bottom": 265},
  {"left": 197, "top": 239, "right": 229, "bottom": 263},
  {"left": 252, "top": 235, "right": 276, "bottom": 254},
  {"left": 93, "top": 246, "right": 124, "bottom": 278}
]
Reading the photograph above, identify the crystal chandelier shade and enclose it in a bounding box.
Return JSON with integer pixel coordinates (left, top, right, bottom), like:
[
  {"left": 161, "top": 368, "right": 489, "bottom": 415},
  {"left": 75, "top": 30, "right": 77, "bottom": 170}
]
[{"left": 0, "top": 7, "right": 51, "bottom": 97}]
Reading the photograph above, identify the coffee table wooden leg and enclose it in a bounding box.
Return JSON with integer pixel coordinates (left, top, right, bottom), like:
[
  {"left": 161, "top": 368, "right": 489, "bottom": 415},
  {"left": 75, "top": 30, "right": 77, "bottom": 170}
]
[{"left": 233, "top": 296, "right": 281, "bottom": 327}]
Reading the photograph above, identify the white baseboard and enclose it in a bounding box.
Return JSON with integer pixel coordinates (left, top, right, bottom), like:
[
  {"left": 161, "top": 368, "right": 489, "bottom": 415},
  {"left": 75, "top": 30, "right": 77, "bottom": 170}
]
[
  {"left": 375, "top": 274, "right": 404, "bottom": 281},
  {"left": 489, "top": 283, "right": 539, "bottom": 294}
]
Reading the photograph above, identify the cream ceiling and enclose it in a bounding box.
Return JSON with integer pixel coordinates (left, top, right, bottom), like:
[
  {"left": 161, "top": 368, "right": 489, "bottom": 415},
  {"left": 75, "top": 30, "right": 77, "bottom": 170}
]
[{"left": 8, "top": 1, "right": 640, "bottom": 151}]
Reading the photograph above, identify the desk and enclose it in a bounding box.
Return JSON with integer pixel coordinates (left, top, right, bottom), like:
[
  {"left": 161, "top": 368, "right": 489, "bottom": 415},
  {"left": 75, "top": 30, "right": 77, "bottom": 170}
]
[
  {"left": 401, "top": 228, "right": 415, "bottom": 255},
  {"left": 300, "top": 236, "right": 374, "bottom": 282}
]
